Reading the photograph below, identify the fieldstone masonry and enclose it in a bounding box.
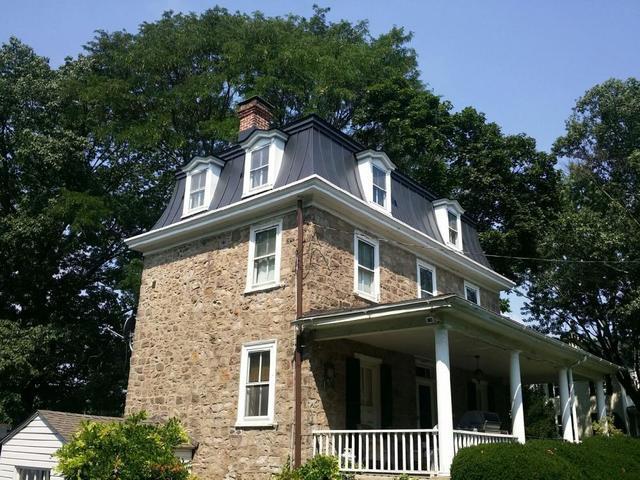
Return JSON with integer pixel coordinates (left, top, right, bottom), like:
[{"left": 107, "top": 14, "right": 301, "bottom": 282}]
[{"left": 126, "top": 205, "right": 502, "bottom": 478}]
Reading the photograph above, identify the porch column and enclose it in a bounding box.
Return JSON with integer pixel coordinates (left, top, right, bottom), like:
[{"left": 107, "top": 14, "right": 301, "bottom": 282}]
[
  {"left": 620, "top": 384, "right": 631, "bottom": 434},
  {"left": 509, "top": 351, "right": 526, "bottom": 443},
  {"left": 435, "top": 325, "right": 454, "bottom": 475},
  {"left": 595, "top": 379, "right": 608, "bottom": 434},
  {"left": 568, "top": 369, "right": 580, "bottom": 442},
  {"left": 558, "top": 368, "right": 574, "bottom": 442}
]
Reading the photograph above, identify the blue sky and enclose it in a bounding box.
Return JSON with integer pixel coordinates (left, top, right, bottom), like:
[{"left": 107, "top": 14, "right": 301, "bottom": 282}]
[{"left": 2, "top": 0, "right": 639, "bottom": 319}]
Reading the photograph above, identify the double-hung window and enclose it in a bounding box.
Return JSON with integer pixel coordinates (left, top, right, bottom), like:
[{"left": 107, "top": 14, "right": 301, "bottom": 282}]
[
  {"left": 417, "top": 261, "right": 436, "bottom": 298},
  {"left": 237, "top": 340, "right": 276, "bottom": 426},
  {"left": 354, "top": 233, "right": 379, "bottom": 301},
  {"left": 448, "top": 210, "right": 459, "bottom": 246},
  {"left": 372, "top": 165, "right": 387, "bottom": 208},
  {"left": 464, "top": 281, "right": 480, "bottom": 305},
  {"left": 249, "top": 146, "right": 270, "bottom": 190},
  {"left": 17, "top": 469, "right": 50, "bottom": 480},
  {"left": 246, "top": 221, "right": 282, "bottom": 292},
  {"left": 188, "top": 170, "right": 207, "bottom": 211}
]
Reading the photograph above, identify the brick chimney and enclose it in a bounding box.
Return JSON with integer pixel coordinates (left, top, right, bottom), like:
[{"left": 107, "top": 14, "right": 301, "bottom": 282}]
[{"left": 237, "top": 96, "right": 273, "bottom": 134}]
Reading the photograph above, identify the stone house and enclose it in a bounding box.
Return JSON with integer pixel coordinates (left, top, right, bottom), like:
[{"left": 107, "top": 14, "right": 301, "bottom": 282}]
[{"left": 124, "top": 97, "right": 621, "bottom": 478}]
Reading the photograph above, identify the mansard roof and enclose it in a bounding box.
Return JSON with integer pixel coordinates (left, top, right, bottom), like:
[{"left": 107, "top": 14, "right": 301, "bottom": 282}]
[{"left": 150, "top": 114, "right": 491, "bottom": 268}]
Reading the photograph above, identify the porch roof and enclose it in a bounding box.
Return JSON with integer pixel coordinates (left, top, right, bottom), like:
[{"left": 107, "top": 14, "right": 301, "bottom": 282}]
[{"left": 294, "top": 295, "right": 619, "bottom": 382}]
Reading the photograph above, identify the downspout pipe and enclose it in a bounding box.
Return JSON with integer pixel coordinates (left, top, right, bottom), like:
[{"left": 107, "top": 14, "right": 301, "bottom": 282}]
[{"left": 294, "top": 199, "right": 303, "bottom": 467}]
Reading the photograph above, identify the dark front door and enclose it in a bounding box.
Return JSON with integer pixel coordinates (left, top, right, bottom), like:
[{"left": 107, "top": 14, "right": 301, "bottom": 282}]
[{"left": 418, "top": 383, "right": 434, "bottom": 428}]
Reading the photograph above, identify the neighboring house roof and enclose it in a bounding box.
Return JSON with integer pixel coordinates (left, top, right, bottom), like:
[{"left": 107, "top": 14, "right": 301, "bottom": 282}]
[
  {"left": 150, "top": 114, "right": 492, "bottom": 268},
  {"left": 1, "top": 410, "right": 196, "bottom": 450},
  {"left": 1, "top": 410, "right": 120, "bottom": 446}
]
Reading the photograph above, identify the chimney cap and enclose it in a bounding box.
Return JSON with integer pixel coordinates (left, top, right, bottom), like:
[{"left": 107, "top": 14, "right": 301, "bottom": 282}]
[{"left": 237, "top": 95, "right": 275, "bottom": 111}]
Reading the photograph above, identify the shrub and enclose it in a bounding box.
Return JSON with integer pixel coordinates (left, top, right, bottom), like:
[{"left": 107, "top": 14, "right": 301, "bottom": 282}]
[
  {"left": 274, "top": 455, "right": 341, "bottom": 480},
  {"left": 523, "top": 387, "right": 558, "bottom": 439},
  {"left": 450, "top": 437, "right": 640, "bottom": 480},
  {"left": 55, "top": 411, "right": 196, "bottom": 480},
  {"left": 592, "top": 414, "right": 624, "bottom": 436}
]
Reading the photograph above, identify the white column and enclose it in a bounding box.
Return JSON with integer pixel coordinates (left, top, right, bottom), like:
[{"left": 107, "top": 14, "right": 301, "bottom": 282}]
[
  {"left": 595, "top": 379, "right": 608, "bottom": 434},
  {"left": 435, "top": 326, "right": 454, "bottom": 474},
  {"left": 620, "top": 383, "right": 631, "bottom": 434},
  {"left": 568, "top": 369, "right": 580, "bottom": 442},
  {"left": 558, "top": 368, "right": 574, "bottom": 442},
  {"left": 509, "top": 351, "right": 526, "bottom": 443}
]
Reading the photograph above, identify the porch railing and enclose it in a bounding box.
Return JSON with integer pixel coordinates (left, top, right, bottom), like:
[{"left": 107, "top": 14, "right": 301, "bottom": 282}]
[
  {"left": 312, "top": 429, "right": 440, "bottom": 475},
  {"left": 453, "top": 429, "right": 517, "bottom": 454}
]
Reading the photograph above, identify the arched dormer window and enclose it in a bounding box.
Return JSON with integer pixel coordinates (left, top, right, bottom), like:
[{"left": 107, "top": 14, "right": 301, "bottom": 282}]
[
  {"left": 182, "top": 156, "right": 225, "bottom": 217},
  {"left": 433, "top": 199, "right": 464, "bottom": 251},
  {"left": 356, "top": 150, "right": 396, "bottom": 213},
  {"left": 241, "top": 130, "right": 288, "bottom": 198}
]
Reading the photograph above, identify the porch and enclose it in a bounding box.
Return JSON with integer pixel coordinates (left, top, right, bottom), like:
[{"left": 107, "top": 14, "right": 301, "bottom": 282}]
[{"left": 295, "top": 295, "right": 618, "bottom": 477}]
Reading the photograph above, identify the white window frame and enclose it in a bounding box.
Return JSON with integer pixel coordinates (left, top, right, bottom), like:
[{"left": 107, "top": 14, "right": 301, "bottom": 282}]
[
  {"left": 245, "top": 220, "right": 283, "bottom": 293},
  {"left": 356, "top": 150, "right": 395, "bottom": 214},
  {"left": 464, "top": 280, "right": 481, "bottom": 306},
  {"left": 416, "top": 259, "right": 437, "bottom": 298},
  {"left": 433, "top": 199, "right": 464, "bottom": 251},
  {"left": 236, "top": 339, "right": 277, "bottom": 427},
  {"left": 181, "top": 156, "right": 224, "bottom": 217},
  {"left": 353, "top": 232, "right": 380, "bottom": 302},
  {"left": 15, "top": 467, "right": 51, "bottom": 480},
  {"left": 447, "top": 209, "right": 461, "bottom": 247},
  {"left": 241, "top": 131, "right": 287, "bottom": 198}
]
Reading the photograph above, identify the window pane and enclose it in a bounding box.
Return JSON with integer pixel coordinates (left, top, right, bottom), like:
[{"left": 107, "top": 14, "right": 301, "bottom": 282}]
[
  {"left": 250, "top": 166, "right": 268, "bottom": 189},
  {"left": 357, "top": 240, "right": 375, "bottom": 270},
  {"left": 373, "top": 186, "right": 386, "bottom": 206},
  {"left": 248, "top": 351, "right": 261, "bottom": 382},
  {"left": 372, "top": 166, "right": 386, "bottom": 188},
  {"left": 449, "top": 227, "right": 458, "bottom": 245},
  {"left": 361, "top": 367, "right": 373, "bottom": 406},
  {"left": 251, "top": 146, "right": 269, "bottom": 169},
  {"left": 255, "top": 228, "right": 277, "bottom": 257},
  {"left": 191, "top": 171, "right": 206, "bottom": 192},
  {"left": 420, "top": 267, "right": 434, "bottom": 297},
  {"left": 190, "top": 190, "right": 205, "bottom": 210},
  {"left": 466, "top": 286, "right": 479, "bottom": 304},
  {"left": 254, "top": 256, "right": 276, "bottom": 284},
  {"left": 448, "top": 211, "right": 458, "bottom": 230},
  {"left": 358, "top": 267, "right": 374, "bottom": 294},
  {"left": 260, "top": 350, "right": 270, "bottom": 380},
  {"left": 245, "top": 384, "right": 270, "bottom": 417}
]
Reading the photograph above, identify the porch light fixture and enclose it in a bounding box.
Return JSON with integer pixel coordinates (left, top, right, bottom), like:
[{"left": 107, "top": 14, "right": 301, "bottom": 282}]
[
  {"left": 473, "top": 355, "right": 485, "bottom": 382},
  {"left": 323, "top": 362, "right": 335, "bottom": 390}
]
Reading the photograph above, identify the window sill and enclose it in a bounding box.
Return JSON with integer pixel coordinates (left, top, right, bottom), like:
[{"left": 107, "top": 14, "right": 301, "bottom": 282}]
[
  {"left": 242, "top": 184, "right": 273, "bottom": 198},
  {"left": 244, "top": 282, "right": 283, "bottom": 295},
  {"left": 353, "top": 290, "right": 379, "bottom": 303},
  {"left": 368, "top": 201, "right": 392, "bottom": 215},
  {"left": 181, "top": 206, "right": 208, "bottom": 218},
  {"left": 234, "top": 420, "right": 277, "bottom": 428}
]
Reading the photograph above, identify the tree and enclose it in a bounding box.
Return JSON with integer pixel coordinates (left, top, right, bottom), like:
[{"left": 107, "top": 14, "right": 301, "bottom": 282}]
[
  {"left": 526, "top": 78, "right": 640, "bottom": 406},
  {"left": 55, "top": 412, "right": 195, "bottom": 480}
]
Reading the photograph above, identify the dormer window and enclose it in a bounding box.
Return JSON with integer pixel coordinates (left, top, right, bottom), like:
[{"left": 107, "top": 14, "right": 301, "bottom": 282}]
[
  {"left": 356, "top": 150, "right": 396, "bottom": 213},
  {"left": 433, "top": 199, "right": 464, "bottom": 251},
  {"left": 241, "top": 130, "right": 288, "bottom": 197},
  {"left": 182, "top": 156, "right": 225, "bottom": 217}
]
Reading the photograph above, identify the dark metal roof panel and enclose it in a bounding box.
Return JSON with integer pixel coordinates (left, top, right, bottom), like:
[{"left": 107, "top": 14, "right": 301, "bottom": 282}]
[
  {"left": 390, "top": 174, "right": 443, "bottom": 243},
  {"left": 210, "top": 150, "right": 244, "bottom": 209},
  {"left": 274, "top": 127, "right": 312, "bottom": 188},
  {"left": 153, "top": 175, "right": 186, "bottom": 229},
  {"left": 312, "top": 128, "right": 364, "bottom": 198},
  {"left": 461, "top": 221, "right": 492, "bottom": 267}
]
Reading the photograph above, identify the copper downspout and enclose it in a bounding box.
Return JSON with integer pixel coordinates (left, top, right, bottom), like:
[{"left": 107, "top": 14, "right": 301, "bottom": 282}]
[{"left": 294, "top": 199, "right": 303, "bottom": 467}]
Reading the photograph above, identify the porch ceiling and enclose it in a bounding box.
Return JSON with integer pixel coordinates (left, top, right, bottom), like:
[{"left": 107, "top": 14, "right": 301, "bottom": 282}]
[{"left": 295, "top": 295, "right": 619, "bottom": 383}]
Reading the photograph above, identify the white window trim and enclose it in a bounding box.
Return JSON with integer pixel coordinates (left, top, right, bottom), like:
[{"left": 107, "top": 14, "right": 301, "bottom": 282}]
[
  {"left": 447, "top": 209, "right": 462, "bottom": 248},
  {"left": 433, "top": 199, "right": 464, "bottom": 251},
  {"left": 236, "top": 339, "right": 277, "bottom": 427},
  {"left": 416, "top": 259, "right": 437, "bottom": 298},
  {"left": 353, "top": 231, "right": 380, "bottom": 302},
  {"left": 245, "top": 219, "right": 283, "bottom": 293},
  {"left": 241, "top": 131, "right": 287, "bottom": 198},
  {"left": 356, "top": 150, "right": 395, "bottom": 214},
  {"left": 181, "top": 156, "right": 224, "bottom": 217},
  {"left": 464, "top": 280, "right": 481, "bottom": 306}
]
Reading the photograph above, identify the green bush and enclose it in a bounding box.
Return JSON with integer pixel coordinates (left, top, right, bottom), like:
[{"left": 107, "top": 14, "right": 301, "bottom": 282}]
[
  {"left": 273, "top": 455, "right": 341, "bottom": 480},
  {"left": 451, "top": 437, "right": 640, "bottom": 480},
  {"left": 55, "top": 412, "right": 196, "bottom": 480}
]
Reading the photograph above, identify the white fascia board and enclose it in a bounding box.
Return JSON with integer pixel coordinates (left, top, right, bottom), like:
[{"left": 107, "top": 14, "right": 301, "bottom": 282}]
[
  {"left": 355, "top": 149, "right": 397, "bottom": 171},
  {"left": 182, "top": 155, "right": 225, "bottom": 172},
  {"left": 125, "top": 175, "right": 515, "bottom": 290},
  {"left": 239, "top": 129, "right": 289, "bottom": 150}
]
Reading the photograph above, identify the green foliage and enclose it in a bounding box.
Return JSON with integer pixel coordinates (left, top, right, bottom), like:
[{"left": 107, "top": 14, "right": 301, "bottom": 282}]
[
  {"left": 450, "top": 437, "right": 640, "bottom": 480},
  {"left": 526, "top": 78, "right": 640, "bottom": 407},
  {"left": 55, "top": 412, "right": 196, "bottom": 480},
  {"left": 273, "top": 455, "right": 341, "bottom": 480},
  {"left": 523, "top": 387, "right": 558, "bottom": 439},
  {"left": 592, "top": 414, "right": 624, "bottom": 437}
]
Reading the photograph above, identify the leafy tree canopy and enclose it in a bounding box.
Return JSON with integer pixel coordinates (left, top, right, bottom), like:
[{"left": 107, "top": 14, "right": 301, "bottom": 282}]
[
  {"left": 526, "top": 78, "right": 640, "bottom": 405},
  {"left": 0, "top": 6, "right": 559, "bottom": 424}
]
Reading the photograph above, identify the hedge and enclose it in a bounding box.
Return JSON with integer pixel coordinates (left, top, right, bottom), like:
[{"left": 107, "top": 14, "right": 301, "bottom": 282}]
[{"left": 450, "top": 436, "right": 640, "bottom": 480}]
